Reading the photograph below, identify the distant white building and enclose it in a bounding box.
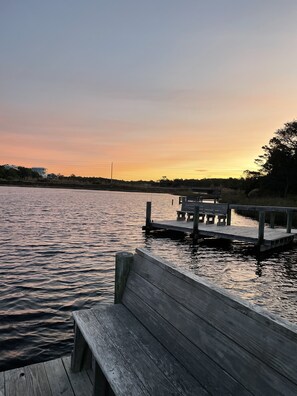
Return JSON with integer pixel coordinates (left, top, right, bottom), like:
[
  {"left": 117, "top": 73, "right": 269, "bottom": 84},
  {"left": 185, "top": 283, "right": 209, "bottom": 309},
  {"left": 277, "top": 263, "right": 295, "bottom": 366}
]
[{"left": 32, "top": 167, "right": 47, "bottom": 178}]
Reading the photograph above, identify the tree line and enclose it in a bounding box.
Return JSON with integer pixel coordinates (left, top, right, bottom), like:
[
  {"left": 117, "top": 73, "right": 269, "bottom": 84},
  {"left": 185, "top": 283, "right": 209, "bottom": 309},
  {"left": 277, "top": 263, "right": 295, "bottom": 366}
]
[{"left": 245, "top": 120, "right": 297, "bottom": 197}]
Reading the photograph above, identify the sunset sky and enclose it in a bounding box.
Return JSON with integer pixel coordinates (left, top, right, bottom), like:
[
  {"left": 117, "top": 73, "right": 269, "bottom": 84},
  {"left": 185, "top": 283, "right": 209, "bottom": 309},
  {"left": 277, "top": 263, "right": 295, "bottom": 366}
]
[{"left": 1, "top": 1, "right": 297, "bottom": 180}]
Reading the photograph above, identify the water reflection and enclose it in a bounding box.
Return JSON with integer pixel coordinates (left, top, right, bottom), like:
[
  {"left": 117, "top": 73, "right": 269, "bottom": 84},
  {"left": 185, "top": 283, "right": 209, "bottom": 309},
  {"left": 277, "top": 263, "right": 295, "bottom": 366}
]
[{"left": 0, "top": 186, "right": 296, "bottom": 372}]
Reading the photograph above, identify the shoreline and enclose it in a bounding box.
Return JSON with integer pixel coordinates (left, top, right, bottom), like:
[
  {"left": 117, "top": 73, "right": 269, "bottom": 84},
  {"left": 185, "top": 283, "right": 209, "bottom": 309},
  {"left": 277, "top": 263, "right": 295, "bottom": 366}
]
[{"left": 0, "top": 180, "right": 190, "bottom": 196}]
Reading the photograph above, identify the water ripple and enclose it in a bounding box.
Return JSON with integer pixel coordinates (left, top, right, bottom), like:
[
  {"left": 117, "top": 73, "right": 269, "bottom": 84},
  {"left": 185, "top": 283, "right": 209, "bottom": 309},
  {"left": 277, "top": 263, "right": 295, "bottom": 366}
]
[{"left": 0, "top": 186, "right": 296, "bottom": 371}]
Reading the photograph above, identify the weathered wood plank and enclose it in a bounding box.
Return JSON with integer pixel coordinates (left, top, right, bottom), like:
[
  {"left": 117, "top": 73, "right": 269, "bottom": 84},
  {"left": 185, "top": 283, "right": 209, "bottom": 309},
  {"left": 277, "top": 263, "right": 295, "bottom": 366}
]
[
  {"left": 135, "top": 248, "right": 297, "bottom": 338},
  {"left": 62, "top": 356, "right": 93, "bottom": 396},
  {"left": 114, "top": 252, "right": 133, "bottom": 304},
  {"left": 71, "top": 322, "right": 89, "bottom": 372},
  {"left": 150, "top": 220, "right": 293, "bottom": 247},
  {"left": 90, "top": 305, "right": 186, "bottom": 396},
  {"left": 4, "top": 362, "right": 52, "bottom": 396},
  {"left": 44, "top": 358, "right": 74, "bottom": 396},
  {"left": 122, "top": 288, "right": 250, "bottom": 395},
  {"left": 125, "top": 271, "right": 297, "bottom": 395},
  {"left": 5, "top": 367, "right": 30, "bottom": 396},
  {"left": 91, "top": 304, "right": 209, "bottom": 396},
  {"left": 132, "top": 252, "right": 297, "bottom": 386},
  {"left": 73, "top": 309, "right": 150, "bottom": 396},
  {"left": 0, "top": 371, "right": 4, "bottom": 396}
]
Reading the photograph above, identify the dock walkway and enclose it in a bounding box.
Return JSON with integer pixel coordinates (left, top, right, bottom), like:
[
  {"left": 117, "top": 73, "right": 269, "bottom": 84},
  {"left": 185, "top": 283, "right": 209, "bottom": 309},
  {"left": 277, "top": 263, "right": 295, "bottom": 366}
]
[
  {"left": 0, "top": 356, "right": 92, "bottom": 396},
  {"left": 150, "top": 220, "right": 295, "bottom": 251}
]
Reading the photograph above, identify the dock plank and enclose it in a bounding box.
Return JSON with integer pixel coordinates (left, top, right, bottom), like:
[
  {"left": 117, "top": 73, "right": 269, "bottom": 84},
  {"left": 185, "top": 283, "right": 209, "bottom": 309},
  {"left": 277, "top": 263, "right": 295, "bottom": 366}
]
[
  {"left": 0, "top": 372, "right": 4, "bottom": 396},
  {"left": 151, "top": 220, "right": 294, "bottom": 248},
  {"left": 44, "top": 358, "right": 74, "bottom": 396},
  {"left": 2, "top": 357, "right": 95, "bottom": 396},
  {"left": 4, "top": 362, "right": 52, "bottom": 396},
  {"left": 62, "top": 356, "right": 93, "bottom": 396}
]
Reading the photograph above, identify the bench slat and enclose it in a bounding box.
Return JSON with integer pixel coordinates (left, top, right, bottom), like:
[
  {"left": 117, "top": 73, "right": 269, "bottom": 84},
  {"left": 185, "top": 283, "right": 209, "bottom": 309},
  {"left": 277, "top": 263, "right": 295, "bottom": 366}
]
[
  {"left": 135, "top": 248, "right": 297, "bottom": 338},
  {"left": 132, "top": 253, "right": 297, "bottom": 386},
  {"left": 125, "top": 271, "right": 297, "bottom": 395},
  {"left": 180, "top": 202, "right": 228, "bottom": 214},
  {"left": 73, "top": 308, "right": 150, "bottom": 396},
  {"left": 92, "top": 304, "right": 209, "bottom": 396},
  {"left": 123, "top": 287, "right": 251, "bottom": 395}
]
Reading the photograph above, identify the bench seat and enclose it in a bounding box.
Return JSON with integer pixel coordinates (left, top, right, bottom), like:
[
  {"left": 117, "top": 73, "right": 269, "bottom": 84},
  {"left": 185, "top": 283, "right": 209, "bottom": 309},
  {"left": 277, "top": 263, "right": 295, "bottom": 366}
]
[{"left": 72, "top": 304, "right": 207, "bottom": 396}]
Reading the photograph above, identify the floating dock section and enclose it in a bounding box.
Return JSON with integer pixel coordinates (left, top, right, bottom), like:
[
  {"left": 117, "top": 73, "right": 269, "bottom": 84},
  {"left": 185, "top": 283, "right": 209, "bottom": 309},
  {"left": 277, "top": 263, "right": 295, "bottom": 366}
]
[{"left": 144, "top": 202, "right": 297, "bottom": 252}]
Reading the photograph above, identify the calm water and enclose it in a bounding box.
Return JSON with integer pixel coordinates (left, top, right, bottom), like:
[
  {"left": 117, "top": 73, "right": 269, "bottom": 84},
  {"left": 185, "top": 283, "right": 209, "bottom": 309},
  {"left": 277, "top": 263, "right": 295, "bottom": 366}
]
[{"left": 0, "top": 186, "right": 297, "bottom": 371}]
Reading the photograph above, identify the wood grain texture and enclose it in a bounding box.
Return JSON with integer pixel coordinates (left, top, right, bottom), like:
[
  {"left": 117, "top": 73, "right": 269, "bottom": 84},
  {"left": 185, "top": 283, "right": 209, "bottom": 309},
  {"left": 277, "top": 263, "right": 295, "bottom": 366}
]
[
  {"left": 92, "top": 304, "right": 209, "bottom": 396},
  {"left": 62, "top": 356, "right": 93, "bottom": 396},
  {"left": 122, "top": 288, "right": 250, "bottom": 395},
  {"left": 71, "top": 323, "right": 88, "bottom": 372},
  {"left": 132, "top": 252, "right": 297, "bottom": 385},
  {"left": 73, "top": 309, "right": 150, "bottom": 396},
  {"left": 0, "top": 372, "right": 4, "bottom": 396},
  {"left": 4, "top": 362, "right": 52, "bottom": 396},
  {"left": 135, "top": 248, "right": 297, "bottom": 338},
  {"left": 44, "top": 358, "right": 74, "bottom": 396},
  {"left": 125, "top": 270, "right": 297, "bottom": 395},
  {"left": 114, "top": 252, "right": 133, "bottom": 304}
]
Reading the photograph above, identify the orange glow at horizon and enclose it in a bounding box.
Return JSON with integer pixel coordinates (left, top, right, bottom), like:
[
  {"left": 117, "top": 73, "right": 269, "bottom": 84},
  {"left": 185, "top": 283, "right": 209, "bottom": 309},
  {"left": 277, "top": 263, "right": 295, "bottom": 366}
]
[{"left": 2, "top": 2, "right": 297, "bottom": 181}]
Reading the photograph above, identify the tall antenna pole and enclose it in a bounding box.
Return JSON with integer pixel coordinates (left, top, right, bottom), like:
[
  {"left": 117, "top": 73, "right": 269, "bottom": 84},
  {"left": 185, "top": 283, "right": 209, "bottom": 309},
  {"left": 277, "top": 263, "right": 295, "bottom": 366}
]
[{"left": 110, "top": 162, "right": 113, "bottom": 183}]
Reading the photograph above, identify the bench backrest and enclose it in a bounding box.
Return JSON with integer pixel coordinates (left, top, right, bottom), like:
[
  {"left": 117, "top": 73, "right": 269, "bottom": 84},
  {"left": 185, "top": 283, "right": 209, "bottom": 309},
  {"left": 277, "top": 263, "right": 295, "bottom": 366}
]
[
  {"left": 122, "top": 248, "right": 297, "bottom": 396},
  {"left": 181, "top": 201, "right": 228, "bottom": 215}
]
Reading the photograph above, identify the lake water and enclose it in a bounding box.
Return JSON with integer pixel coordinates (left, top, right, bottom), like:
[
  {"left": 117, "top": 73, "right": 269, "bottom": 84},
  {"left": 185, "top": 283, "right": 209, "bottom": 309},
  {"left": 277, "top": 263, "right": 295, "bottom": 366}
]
[{"left": 0, "top": 186, "right": 297, "bottom": 371}]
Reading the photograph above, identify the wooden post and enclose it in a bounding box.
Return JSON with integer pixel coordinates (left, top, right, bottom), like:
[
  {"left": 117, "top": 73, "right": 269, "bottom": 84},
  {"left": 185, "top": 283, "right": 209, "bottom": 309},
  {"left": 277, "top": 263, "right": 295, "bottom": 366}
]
[
  {"left": 192, "top": 205, "right": 199, "bottom": 239},
  {"left": 93, "top": 361, "right": 108, "bottom": 396},
  {"left": 258, "top": 211, "right": 265, "bottom": 245},
  {"left": 71, "top": 324, "right": 88, "bottom": 372},
  {"left": 145, "top": 201, "right": 152, "bottom": 229},
  {"left": 286, "top": 210, "right": 293, "bottom": 233},
  {"left": 227, "top": 205, "right": 231, "bottom": 226},
  {"left": 270, "top": 212, "right": 275, "bottom": 229},
  {"left": 114, "top": 252, "right": 133, "bottom": 304}
]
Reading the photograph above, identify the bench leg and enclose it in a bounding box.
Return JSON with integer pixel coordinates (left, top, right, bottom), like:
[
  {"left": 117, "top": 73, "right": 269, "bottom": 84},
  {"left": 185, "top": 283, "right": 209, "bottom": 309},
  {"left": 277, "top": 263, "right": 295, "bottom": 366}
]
[
  {"left": 217, "top": 216, "right": 226, "bottom": 226},
  {"left": 206, "top": 214, "right": 215, "bottom": 224},
  {"left": 71, "top": 323, "right": 89, "bottom": 372},
  {"left": 177, "top": 212, "right": 185, "bottom": 220},
  {"left": 94, "top": 361, "right": 113, "bottom": 396},
  {"left": 199, "top": 214, "right": 205, "bottom": 223}
]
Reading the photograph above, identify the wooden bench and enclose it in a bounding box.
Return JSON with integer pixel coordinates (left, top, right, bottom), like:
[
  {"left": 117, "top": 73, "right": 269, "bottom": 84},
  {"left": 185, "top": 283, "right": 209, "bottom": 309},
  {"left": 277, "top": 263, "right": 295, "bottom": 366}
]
[
  {"left": 71, "top": 248, "right": 297, "bottom": 395},
  {"left": 177, "top": 202, "right": 229, "bottom": 225}
]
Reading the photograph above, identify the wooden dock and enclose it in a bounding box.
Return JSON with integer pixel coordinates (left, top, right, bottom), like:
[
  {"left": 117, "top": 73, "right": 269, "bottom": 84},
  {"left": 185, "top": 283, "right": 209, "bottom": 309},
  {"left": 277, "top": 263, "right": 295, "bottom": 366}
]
[
  {"left": 150, "top": 220, "right": 295, "bottom": 251},
  {"left": 0, "top": 356, "right": 92, "bottom": 396},
  {"left": 145, "top": 201, "right": 297, "bottom": 252}
]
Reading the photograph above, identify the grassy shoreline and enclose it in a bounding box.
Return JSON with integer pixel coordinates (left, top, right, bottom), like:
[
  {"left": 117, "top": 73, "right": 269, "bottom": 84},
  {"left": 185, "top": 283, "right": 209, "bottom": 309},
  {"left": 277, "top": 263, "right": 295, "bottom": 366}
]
[{"left": 0, "top": 179, "right": 192, "bottom": 196}]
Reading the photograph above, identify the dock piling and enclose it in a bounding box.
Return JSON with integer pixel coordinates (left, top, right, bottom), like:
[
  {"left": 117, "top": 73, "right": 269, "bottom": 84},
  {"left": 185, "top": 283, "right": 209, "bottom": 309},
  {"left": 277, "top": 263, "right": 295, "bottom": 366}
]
[
  {"left": 258, "top": 211, "right": 265, "bottom": 245},
  {"left": 145, "top": 201, "right": 152, "bottom": 230},
  {"left": 286, "top": 210, "right": 293, "bottom": 233},
  {"left": 115, "top": 252, "right": 133, "bottom": 304},
  {"left": 270, "top": 212, "right": 275, "bottom": 228},
  {"left": 192, "top": 205, "right": 200, "bottom": 240},
  {"left": 226, "top": 205, "right": 231, "bottom": 226}
]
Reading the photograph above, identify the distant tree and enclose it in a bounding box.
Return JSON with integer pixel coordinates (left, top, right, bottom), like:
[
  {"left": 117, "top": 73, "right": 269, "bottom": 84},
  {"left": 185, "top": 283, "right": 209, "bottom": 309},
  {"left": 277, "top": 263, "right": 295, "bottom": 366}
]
[
  {"left": 18, "top": 167, "right": 39, "bottom": 179},
  {"left": 254, "top": 120, "right": 297, "bottom": 197}
]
